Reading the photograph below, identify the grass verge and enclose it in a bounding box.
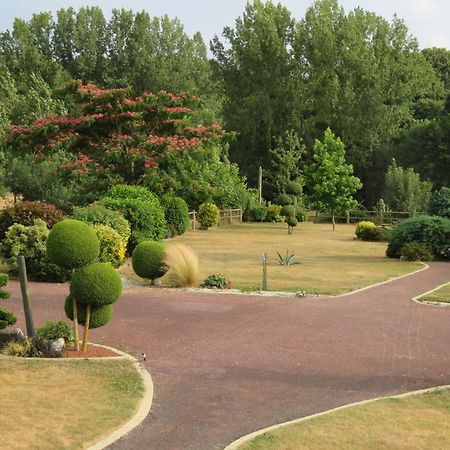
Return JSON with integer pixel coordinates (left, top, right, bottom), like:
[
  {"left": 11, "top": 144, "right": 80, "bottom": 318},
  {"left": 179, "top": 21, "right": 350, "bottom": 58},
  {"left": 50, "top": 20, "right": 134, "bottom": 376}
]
[
  {"left": 120, "top": 222, "right": 421, "bottom": 295},
  {"left": 416, "top": 282, "right": 450, "bottom": 304},
  {"left": 239, "top": 388, "right": 450, "bottom": 450},
  {"left": 0, "top": 357, "right": 144, "bottom": 450}
]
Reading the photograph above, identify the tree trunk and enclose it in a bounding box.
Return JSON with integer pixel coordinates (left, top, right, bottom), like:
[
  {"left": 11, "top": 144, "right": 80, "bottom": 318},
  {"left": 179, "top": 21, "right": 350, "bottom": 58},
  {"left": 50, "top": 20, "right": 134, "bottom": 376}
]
[{"left": 73, "top": 297, "right": 80, "bottom": 351}]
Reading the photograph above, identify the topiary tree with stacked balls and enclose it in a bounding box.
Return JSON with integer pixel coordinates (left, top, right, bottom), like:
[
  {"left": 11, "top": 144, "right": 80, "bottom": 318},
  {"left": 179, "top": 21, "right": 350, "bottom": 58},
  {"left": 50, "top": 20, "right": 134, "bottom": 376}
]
[
  {"left": 132, "top": 241, "right": 168, "bottom": 283},
  {"left": 46, "top": 219, "right": 101, "bottom": 351}
]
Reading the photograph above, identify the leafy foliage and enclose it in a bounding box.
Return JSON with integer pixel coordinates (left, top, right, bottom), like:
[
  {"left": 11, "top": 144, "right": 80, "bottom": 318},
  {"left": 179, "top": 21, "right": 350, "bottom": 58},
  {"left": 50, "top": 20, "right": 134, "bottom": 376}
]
[
  {"left": 93, "top": 224, "right": 125, "bottom": 269},
  {"left": 266, "top": 203, "right": 283, "bottom": 222},
  {"left": 65, "top": 295, "right": 113, "bottom": 329},
  {"left": 400, "top": 242, "right": 434, "bottom": 261},
  {"left": 36, "top": 320, "right": 74, "bottom": 343},
  {"left": 251, "top": 205, "right": 267, "bottom": 222},
  {"left": 161, "top": 196, "right": 190, "bottom": 236},
  {"left": 428, "top": 187, "right": 450, "bottom": 219},
  {"left": 275, "top": 194, "right": 293, "bottom": 206},
  {"left": 197, "top": 203, "right": 220, "bottom": 230},
  {"left": 0, "top": 307, "right": 17, "bottom": 330},
  {"left": 201, "top": 273, "right": 230, "bottom": 289},
  {"left": 355, "top": 221, "right": 377, "bottom": 238}
]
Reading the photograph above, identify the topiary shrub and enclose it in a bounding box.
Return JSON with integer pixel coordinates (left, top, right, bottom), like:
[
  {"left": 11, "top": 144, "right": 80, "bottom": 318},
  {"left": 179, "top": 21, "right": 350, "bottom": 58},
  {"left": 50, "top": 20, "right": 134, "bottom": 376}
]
[
  {"left": 201, "top": 273, "right": 229, "bottom": 289},
  {"left": 280, "top": 205, "right": 295, "bottom": 218},
  {"left": 161, "top": 196, "right": 190, "bottom": 236},
  {"left": 132, "top": 241, "right": 167, "bottom": 280},
  {"left": 251, "top": 205, "right": 267, "bottom": 222},
  {"left": 46, "top": 219, "right": 100, "bottom": 269},
  {"left": 359, "top": 226, "right": 390, "bottom": 242},
  {"left": 72, "top": 204, "right": 131, "bottom": 247},
  {"left": 386, "top": 215, "right": 450, "bottom": 259},
  {"left": 400, "top": 242, "right": 434, "bottom": 261},
  {"left": 65, "top": 295, "right": 113, "bottom": 329},
  {"left": 355, "top": 221, "right": 377, "bottom": 238},
  {"left": 0, "top": 273, "right": 15, "bottom": 330},
  {"left": 197, "top": 202, "right": 220, "bottom": 230},
  {"left": 100, "top": 185, "right": 166, "bottom": 251},
  {"left": 92, "top": 225, "right": 125, "bottom": 269},
  {"left": 266, "top": 203, "right": 283, "bottom": 222},
  {"left": 0, "top": 220, "right": 71, "bottom": 282},
  {"left": 428, "top": 187, "right": 450, "bottom": 219},
  {"left": 286, "top": 215, "right": 298, "bottom": 234},
  {"left": 275, "top": 194, "right": 292, "bottom": 206},
  {"left": 286, "top": 182, "right": 303, "bottom": 196},
  {"left": 0, "top": 200, "right": 65, "bottom": 241},
  {"left": 0, "top": 273, "right": 11, "bottom": 300},
  {"left": 71, "top": 262, "right": 122, "bottom": 306}
]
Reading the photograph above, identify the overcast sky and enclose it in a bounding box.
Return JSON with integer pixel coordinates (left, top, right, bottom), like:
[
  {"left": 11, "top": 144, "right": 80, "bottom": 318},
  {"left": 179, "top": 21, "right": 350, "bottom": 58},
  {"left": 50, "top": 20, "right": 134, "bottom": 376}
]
[{"left": 1, "top": 0, "right": 448, "bottom": 50}]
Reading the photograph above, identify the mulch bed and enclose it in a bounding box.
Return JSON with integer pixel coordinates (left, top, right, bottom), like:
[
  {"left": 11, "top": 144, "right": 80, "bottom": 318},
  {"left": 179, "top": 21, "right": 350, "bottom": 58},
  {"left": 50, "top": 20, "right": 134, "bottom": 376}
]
[{"left": 62, "top": 344, "right": 120, "bottom": 358}]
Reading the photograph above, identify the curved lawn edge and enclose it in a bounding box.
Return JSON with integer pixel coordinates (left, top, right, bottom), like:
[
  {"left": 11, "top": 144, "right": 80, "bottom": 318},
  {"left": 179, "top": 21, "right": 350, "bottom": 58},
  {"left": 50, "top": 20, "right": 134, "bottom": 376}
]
[
  {"left": 86, "top": 344, "right": 153, "bottom": 450},
  {"left": 223, "top": 384, "right": 450, "bottom": 450},
  {"left": 411, "top": 281, "right": 450, "bottom": 307}
]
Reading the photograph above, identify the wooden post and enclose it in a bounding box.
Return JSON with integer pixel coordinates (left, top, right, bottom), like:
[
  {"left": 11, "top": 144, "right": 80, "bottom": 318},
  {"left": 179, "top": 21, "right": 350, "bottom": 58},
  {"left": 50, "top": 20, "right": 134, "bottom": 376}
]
[
  {"left": 229, "top": 209, "right": 232, "bottom": 225},
  {"left": 262, "top": 253, "right": 268, "bottom": 291},
  {"left": 82, "top": 304, "right": 90, "bottom": 352},
  {"left": 346, "top": 211, "right": 350, "bottom": 224},
  {"left": 258, "top": 166, "right": 263, "bottom": 205},
  {"left": 192, "top": 212, "right": 196, "bottom": 230},
  {"left": 239, "top": 208, "right": 243, "bottom": 223},
  {"left": 17, "top": 255, "right": 35, "bottom": 337}
]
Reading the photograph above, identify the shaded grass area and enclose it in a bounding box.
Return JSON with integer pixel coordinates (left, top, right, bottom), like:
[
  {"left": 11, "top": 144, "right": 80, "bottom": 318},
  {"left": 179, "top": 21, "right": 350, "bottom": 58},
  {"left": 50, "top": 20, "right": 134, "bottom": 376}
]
[
  {"left": 417, "top": 282, "right": 450, "bottom": 304},
  {"left": 0, "top": 358, "right": 143, "bottom": 450},
  {"left": 119, "top": 222, "right": 420, "bottom": 295},
  {"left": 239, "top": 389, "right": 450, "bottom": 450}
]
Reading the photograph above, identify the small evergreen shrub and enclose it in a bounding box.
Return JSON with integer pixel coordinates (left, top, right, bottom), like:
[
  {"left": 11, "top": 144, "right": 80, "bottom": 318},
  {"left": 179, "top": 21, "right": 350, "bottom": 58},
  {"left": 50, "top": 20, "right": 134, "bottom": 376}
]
[
  {"left": 197, "top": 203, "right": 220, "bottom": 230},
  {"left": 251, "top": 205, "right": 268, "bottom": 222},
  {"left": 294, "top": 205, "right": 307, "bottom": 222},
  {"left": 359, "top": 226, "right": 390, "bottom": 242},
  {"left": 65, "top": 295, "right": 113, "bottom": 329},
  {"left": 0, "top": 201, "right": 65, "bottom": 241},
  {"left": 72, "top": 204, "right": 131, "bottom": 247},
  {"left": 132, "top": 241, "right": 167, "bottom": 280},
  {"left": 386, "top": 215, "right": 450, "bottom": 259},
  {"left": 161, "top": 196, "right": 190, "bottom": 236},
  {"left": 0, "top": 273, "right": 11, "bottom": 299},
  {"left": 280, "top": 205, "right": 295, "bottom": 218},
  {"left": 355, "top": 221, "right": 377, "bottom": 238},
  {"left": 163, "top": 245, "right": 199, "bottom": 287},
  {"left": 428, "top": 187, "right": 450, "bottom": 219},
  {"left": 0, "top": 307, "right": 16, "bottom": 330},
  {"left": 242, "top": 189, "right": 260, "bottom": 222},
  {"left": 201, "top": 273, "right": 229, "bottom": 289},
  {"left": 266, "top": 204, "right": 283, "bottom": 222},
  {"left": 93, "top": 225, "right": 125, "bottom": 268},
  {"left": 0, "top": 220, "right": 71, "bottom": 282},
  {"left": 46, "top": 219, "right": 100, "bottom": 269},
  {"left": 71, "top": 262, "right": 122, "bottom": 306},
  {"left": 36, "top": 320, "right": 74, "bottom": 343},
  {"left": 286, "top": 182, "right": 302, "bottom": 196},
  {"left": 287, "top": 216, "right": 298, "bottom": 227},
  {"left": 400, "top": 242, "right": 434, "bottom": 261},
  {"left": 275, "top": 194, "right": 293, "bottom": 206}
]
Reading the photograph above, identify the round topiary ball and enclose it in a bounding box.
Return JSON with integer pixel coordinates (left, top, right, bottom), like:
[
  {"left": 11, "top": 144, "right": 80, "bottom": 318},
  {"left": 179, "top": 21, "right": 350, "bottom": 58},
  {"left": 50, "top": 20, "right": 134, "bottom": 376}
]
[
  {"left": 275, "top": 194, "right": 292, "bottom": 206},
  {"left": 281, "top": 205, "right": 296, "bottom": 218},
  {"left": 132, "top": 241, "right": 167, "bottom": 280},
  {"left": 71, "top": 262, "right": 122, "bottom": 306},
  {"left": 286, "top": 182, "right": 302, "bottom": 196},
  {"left": 287, "top": 215, "right": 298, "bottom": 227},
  {"left": 65, "top": 295, "right": 112, "bottom": 329},
  {"left": 46, "top": 219, "right": 100, "bottom": 269}
]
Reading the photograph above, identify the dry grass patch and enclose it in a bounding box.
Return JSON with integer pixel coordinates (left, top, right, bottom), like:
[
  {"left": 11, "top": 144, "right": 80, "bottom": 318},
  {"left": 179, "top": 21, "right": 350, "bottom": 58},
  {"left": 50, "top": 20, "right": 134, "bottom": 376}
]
[
  {"left": 417, "top": 282, "right": 450, "bottom": 304},
  {"left": 0, "top": 357, "right": 143, "bottom": 450},
  {"left": 239, "top": 389, "right": 450, "bottom": 450}
]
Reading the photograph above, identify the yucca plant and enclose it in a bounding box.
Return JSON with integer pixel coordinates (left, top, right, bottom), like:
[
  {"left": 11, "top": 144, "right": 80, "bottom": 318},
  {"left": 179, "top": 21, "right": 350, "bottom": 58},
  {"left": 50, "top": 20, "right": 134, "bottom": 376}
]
[
  {"left": 163, "top": 245, "right": 200, "bottom": 287},
  {"left": 276, "top": 250, "right": 300, "bottom": 266}
]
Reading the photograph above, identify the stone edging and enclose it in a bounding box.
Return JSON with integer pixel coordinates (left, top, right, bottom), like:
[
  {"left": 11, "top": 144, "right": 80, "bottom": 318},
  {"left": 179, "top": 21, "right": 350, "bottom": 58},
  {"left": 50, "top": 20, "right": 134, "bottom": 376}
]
[
  {"left": 86, "top": 344, "right": 153, "bottom": 450},
  {"left": 411, "top": 281, "right": 450, "bottom": 307},
  {"left": 223, "top": 384, "right": 450, "bottom": 450}
]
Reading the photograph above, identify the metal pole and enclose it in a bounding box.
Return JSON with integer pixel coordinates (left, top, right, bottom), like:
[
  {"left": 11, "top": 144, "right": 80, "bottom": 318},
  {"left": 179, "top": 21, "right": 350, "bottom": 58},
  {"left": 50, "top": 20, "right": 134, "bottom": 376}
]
[
  {"left": 17, "top": 255, "right": 35, "bottom": 337},
  {"left": 262, "top": 253, "right": 268, "bottom": 291}
]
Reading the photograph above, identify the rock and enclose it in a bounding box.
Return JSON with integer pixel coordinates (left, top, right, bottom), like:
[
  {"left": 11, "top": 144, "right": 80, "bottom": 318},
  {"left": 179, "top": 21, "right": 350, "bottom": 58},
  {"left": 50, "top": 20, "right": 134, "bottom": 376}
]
[
  {"left": 50, "top": 338, "right": 65, "bottom": 355},
  {"left": 153, "top": 279, "right": 162, "bottom": 286}
]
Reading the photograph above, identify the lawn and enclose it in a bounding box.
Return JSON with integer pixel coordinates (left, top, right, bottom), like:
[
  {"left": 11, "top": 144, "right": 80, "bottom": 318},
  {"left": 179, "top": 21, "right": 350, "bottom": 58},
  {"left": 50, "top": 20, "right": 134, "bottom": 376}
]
[
  {"left": 0, "top": 358, "right": 144, "bottom": 450},
  {"left": 238, "top": 388, "right": 450, "bottom": 450},
  {"left": 417, "top": 282, "right": 450, "bottom": 304},
  {"left": 121, "top": 222, "right": 422, "bottom": 295}
]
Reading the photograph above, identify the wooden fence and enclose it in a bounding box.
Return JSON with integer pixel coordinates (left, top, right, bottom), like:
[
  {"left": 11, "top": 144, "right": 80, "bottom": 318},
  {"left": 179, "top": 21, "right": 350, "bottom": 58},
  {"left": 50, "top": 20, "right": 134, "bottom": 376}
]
[{"left": 189, "top": 208, "right": 243, "bottom": 230}]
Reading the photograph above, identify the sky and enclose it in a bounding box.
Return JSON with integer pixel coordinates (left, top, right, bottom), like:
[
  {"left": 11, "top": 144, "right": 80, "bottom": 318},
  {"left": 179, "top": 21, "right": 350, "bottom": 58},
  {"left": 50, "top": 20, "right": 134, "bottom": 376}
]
[{"left": 0, "top": 0, "right": 448, "bottom": 50}]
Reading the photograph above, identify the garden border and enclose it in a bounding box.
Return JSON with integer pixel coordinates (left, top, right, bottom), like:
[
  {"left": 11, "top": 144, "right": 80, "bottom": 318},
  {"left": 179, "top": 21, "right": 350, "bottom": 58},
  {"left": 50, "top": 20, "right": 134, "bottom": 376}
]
[
  {"left": 223, "top": 384, "right": 450, "bottom": 450},
  {"left": 411, "top": 281, "right": 450, "bottom": 307}
]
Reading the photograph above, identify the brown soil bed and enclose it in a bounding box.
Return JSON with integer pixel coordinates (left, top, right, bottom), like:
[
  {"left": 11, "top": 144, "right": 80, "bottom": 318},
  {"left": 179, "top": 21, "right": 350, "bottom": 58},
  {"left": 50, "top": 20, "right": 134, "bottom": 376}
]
[{"left": 62, "top": 344, "right": 120, "bottom": 358}]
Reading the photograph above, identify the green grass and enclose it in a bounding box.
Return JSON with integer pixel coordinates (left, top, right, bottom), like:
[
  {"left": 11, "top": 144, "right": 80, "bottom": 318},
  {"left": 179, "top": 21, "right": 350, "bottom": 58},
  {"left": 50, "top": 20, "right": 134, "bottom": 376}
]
[
  {"left": 122, "top": 222, "right": 421, "bottom": 295},
  {"left": 0, "top": 357, "right": 144, "bottom": 449},
  {"left": 417, "top": 282, "right": 450, "bottom": 304},
  {"left": 239, "top": 389, "right": 450, "bottom": 450}
]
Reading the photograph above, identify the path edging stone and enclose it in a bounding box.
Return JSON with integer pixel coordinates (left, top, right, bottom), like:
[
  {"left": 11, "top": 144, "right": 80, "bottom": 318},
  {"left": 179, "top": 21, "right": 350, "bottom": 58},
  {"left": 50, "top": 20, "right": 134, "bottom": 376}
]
[{"left": 411, "top": 280, "right": 450, "bottom": 307}]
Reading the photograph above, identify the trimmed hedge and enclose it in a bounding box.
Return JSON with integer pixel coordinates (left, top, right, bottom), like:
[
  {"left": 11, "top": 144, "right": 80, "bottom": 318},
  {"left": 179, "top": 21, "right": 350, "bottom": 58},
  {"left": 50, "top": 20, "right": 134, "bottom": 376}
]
[
  {"left": 93, "top": 225, "right": 125, "bottom": 268},
  {"left": 197, "top": 203, "right": 220, "bottom": 230},
  {"left": 132, "top": 241, "right": 167, "bottom": 280},
  {"left": 386, "top": 215, "right": 450, "bottom": 259},
  {"left": 162, "top": 196, "right": 190, "bottom": 236},
  {"left": 280, "top": 205, "right": 295, "bottom": 218},
  {"left": 71, "top": 262, "right": 122, "bottom": 306},
  {"left": 46, "top": 219, "right": 100, "bottom": 269},
  {"left": 355, "top": 221, "right": 376, "bottom": 238},
  {"left": 275, "top": 194, "right": 292, "bottom": 206},
  {"left": 0, "top": 200, "right": 65, "bottom": 241},
  {"left": 65, "top": 295, "right": 113, "bottom": 329},
  {"left": 286, "top": 182, "right": 302, "bottom": 196},
  {"left": 72, "top": 204, "right": 131, "bottom": 247},
  {"left": 359, "top": 226, "right": 390, "bottom": 242}
]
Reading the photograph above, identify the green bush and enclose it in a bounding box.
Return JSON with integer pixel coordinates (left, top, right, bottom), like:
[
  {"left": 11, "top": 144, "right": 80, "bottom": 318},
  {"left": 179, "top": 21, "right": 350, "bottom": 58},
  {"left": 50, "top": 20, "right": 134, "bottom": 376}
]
[
  {"left": 251, "top": 205, "right": 267, "bottom": 222},
  {"left": 71, "top": 262, "right": 122, "bottom": 306},
  {"left": 161, "top": 196, "right": 190, "bottom": 236},
  {"left": 0, "top": 220, "right": 71, "bottom": 282},
  {"left": 428, "top": 187, "right": 450, "bottom": 219},
  {"left": 93, "top": 225, "right": 125, "bottom": 269},
  {"left": 0, "top": 307, "right": 16, "bottom": 330},
  {"left": 355, "top": 221, "right": 377, "bottom": 238},
  {"left": 197, "top": 203, "right": 220, "bottom": 230},
  {"left": 65, "top": 295, "right": 113, "bottom": 329},
  {"left": 266, "top": 203, "right": 283, "bottom": 222},
  {"left": 201, "top": 273, "right": 229, "bottom": 289},
  {"left": 386, "top": 215, "right": 450, "bottom": 259},
  {"left": 275, "top": 194, "right": 293, "bottom": 206},
  {"left": 286, "top": 182, "right": 302, "bottom": 196},
  {"left": 132, "top": 241, "right": 167, "bottom": 280},
  {"left": 294, "top": 205, "right": 307, "bottom": 222},
  {"left": 359, "top": 226, "right": 390, "bottom": 242},
  {"left": 242, "top": 189, "right": 260, "bottom": 222},
  {"left": 46, "top": 219, "right": 100, "bottom": 270},
  {"left": 101, "top": 185, "right": 166, "bottom": 250},
  {"left": 287, "top": 216, "right": 298, "bottom": 227},
  {"left": 400, "top": 242, "right": 434, "bottom": 261},
  {"left": 0, "top": 200, "right": 65, "bottom": 241},
  {"left": 36, "top": 320, "right": 74, "bottom": 343},
  {"left": 0, "top": 273, "right": 10, "bottom": 299},
  {"left": 72, "top": 204, "right": 131, "bottom": 247},
  {"left": 280, "top": 205, "right": 295, "bottom": 218}
]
